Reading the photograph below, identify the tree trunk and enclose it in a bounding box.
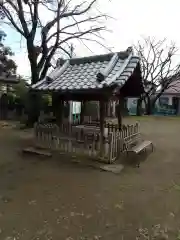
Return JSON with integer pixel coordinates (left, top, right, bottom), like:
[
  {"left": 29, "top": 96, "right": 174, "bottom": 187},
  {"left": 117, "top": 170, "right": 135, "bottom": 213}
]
[
  {"left": 145, "top": 97, "right": 153, "bottom": 115},
  {"left": 145, "top": 96, "right": 158, "bottom": 115},
  {"left": 136, "top": 98, "right": 142, "bottom": 116},
  {"left": 26, "top": 91, "right": 41, "bottom": 127},
  {"left": 26, "top": 39, "right": 41, "bottom": 126},
  {"left": 27, "top": 38, "right": 39, "bottom": 84},
  {"left": 30, "top": 64, "right": 39, "bottom": 85},
  {"left": 150, "top": 99, "right": 157, "bottom": 114}
]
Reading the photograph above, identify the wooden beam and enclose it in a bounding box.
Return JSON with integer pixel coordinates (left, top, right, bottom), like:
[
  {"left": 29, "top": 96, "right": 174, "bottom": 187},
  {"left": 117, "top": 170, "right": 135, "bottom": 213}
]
[
  {"left": 117, "top": 96, "right": 124, "bottom": 130},
  {"left": 52, "top": 93, "right": 64, "bottom": 125},
  {"left": 68, "top": 101, "right": 73, "bottom": 124},
  {"left": 59, "top": 99, "right": 64, "bottom": 125},
  {"left": 99, "top": 100, "right": 105, "bottom": 156},
  {"left": 80, "top": 100, "right": 86, "bottom": 124}
]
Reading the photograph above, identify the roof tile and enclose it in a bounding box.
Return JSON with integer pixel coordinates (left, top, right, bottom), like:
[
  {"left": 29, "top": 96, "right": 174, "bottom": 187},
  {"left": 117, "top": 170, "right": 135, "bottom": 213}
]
[{"left": 32, "top": 50, "right": 140, "bottom": 91}]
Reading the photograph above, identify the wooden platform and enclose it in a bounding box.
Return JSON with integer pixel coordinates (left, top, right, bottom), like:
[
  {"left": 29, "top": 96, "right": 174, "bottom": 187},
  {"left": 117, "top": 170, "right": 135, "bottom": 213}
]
[{"left": 22, "top": 147, "right": 52, "bottom": 157}]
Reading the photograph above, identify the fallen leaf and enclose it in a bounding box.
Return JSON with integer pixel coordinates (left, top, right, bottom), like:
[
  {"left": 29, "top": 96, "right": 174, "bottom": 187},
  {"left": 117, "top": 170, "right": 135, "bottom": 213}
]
[
  {"left": 0, "top": 196, "right": 12, "bottom": 203},
  {"left": 28, "top": 200, "right": 37, "bottom": 205},
  {"left": 36, "top": 228, "right": 47, "bottom": 235},
  {"left": 56, "top": 219, "right": 61, "bottom": 224},
  {"left": 4, "top": 237, "right": 15, "bottom": 240},
  {"left": 86, "top": 214, "right": 92, "bottom": 219},
  {"left": 53, "top": 208, "right": 59, "bottom": 212},
  {"left": 70, "top": 212, "right": 84, "bottom": 217},
  {"left": 70, "top": 212, "right": 75, "bottom": 217},
  {"left": 169, "top": 212, "right": 175, "bottom": 218},
  {"left": 105, "top": 223, "right": 114, "bottom": 228},
  {"left": 94, "top": 236, "right": 102, "bottom": 240},
  {"left": 115, "top": 202, "right": 124, "bottom": 210}
]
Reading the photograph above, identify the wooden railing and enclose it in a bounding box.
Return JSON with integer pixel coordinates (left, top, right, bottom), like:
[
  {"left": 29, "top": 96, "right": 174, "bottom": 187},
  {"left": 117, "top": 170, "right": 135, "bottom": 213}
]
[
  {"left": 108, "top": 123, "right": 140, "bottom": 162},
  {"left": 34, "top": 122, "right": 101, "bottom": 159},
  {"left": 34, "top": 122, "right": 140, "bottom": 163}
]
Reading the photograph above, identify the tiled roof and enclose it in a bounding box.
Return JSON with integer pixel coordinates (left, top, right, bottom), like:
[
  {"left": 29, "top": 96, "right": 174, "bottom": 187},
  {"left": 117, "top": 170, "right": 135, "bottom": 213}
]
[
  {"left": 163, "top": 78, "right": 180, "bottom": 95},
  {"left": 0, "top": 73, "right": 19, "bottom": 84},
  {"left": 32, "top": 48, "right": 140, "bottom": 91}
]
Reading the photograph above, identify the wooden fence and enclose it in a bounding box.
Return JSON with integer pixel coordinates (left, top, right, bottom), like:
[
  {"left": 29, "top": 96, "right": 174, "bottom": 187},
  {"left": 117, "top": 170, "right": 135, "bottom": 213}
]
[
  {"left": 108, "top": 123, "right": 140, "bottom": 162},
  {"left": 34, "top": 122, "right": 140, "bottom": 163}
]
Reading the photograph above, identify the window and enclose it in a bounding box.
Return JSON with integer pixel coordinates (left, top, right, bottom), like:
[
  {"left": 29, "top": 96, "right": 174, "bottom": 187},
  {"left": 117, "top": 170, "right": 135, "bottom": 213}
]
[{"left": 159, "top": 97, "right": 169, "bottom": 106}]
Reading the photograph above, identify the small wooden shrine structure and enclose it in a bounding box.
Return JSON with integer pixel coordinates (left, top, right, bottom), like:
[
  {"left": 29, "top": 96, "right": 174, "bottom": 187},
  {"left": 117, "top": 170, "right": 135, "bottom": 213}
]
[{"left": 31, "top": 47, "right": 144, "bottom": 163}]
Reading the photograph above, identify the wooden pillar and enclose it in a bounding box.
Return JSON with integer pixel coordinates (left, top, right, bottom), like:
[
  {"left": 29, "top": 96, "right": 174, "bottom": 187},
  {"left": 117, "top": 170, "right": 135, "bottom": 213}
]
[
  {"left": 107, "top": 101, "right": 110, "bottom": 117},
  {"left": 69, "top": 101, "right": 73, "bottom": 124},
  {"left": 112, "top": 100, "right": 116, "bottom": 117},
  {"left": 59, "top": 100, "right": 64, "bottom": 125},
  {"left": 99, "top": 100, "right": 105, "bottom": 156},
  {"left": 116, "top": 97, "right": 123, "bottom": 130},
  {"left": 97, "top": 101, "right": 100, "bottom": 121},
  {"left": 52, "top": 93, "right": 64, "bottom": 125},
  {"left": 105, "top": 102, "right": 108, "bottom": 118},
  {"left": 80, "top": 100, "right": 86, "bottom": 124}
]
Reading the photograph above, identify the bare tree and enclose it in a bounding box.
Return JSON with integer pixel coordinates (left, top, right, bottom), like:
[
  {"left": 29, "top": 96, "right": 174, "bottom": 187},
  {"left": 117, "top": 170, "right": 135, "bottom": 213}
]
[
  {"left": 134, "top": 37, "right": 180, "bottom": 115},
  {"left": 0, "top": 0, "right": 108, "bottom": 84}
]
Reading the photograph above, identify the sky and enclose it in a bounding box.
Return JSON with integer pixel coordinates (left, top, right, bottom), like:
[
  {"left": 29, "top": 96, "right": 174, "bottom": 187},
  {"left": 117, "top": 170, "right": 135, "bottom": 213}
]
[{"left": 2, "top": 0, "right": 180, "bottom": 79}]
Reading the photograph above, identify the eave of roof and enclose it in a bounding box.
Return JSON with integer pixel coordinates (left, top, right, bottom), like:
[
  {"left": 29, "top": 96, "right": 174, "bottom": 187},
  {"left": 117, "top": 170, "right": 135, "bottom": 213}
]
[{"left": 0, "top": 75, "right": 19, "bottom": 84}]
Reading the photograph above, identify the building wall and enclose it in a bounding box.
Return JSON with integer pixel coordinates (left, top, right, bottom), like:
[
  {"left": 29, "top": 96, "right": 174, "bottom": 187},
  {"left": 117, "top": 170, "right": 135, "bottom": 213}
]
[
  {"left": 158, "top": 95, "right": 180, "bottom": 115},
  {"left": 127, "top": 95, "right": 179, "bottom": 115},
  {"left": 127, "top": 96, "right": 174, "bottom": 109},
  {"left": 157, "top": 95, "right": 173, "bottom": 106},
  {"left": 127, "top": 98, "right": 146, "bottom": 115},
  {"left": 127, "top": 98, "right": 138, "bottom": 110}
]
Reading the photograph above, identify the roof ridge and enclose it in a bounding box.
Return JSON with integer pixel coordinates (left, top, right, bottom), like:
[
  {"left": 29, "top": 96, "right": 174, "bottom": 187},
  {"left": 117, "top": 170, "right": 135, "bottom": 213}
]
[
  {"left": 68, "top": 51, "right": 131, "bottom": 65},
  {"left": 97, "top": 53, "right": 119, "bottom": 82},
  {"left": 48, "top": 60, "right": 69, "bottom": 81},
  {"left": 102, "top": 51, "right": 133, "bottom": 86}
]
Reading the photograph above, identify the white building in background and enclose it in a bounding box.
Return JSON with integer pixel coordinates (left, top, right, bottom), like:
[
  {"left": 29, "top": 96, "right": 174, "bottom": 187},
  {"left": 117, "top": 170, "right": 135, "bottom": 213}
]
[
  {"left": 156, "top": 79, "right": 180, "bottom": 115},
  {"left": 126, "top": 97, "right": 142, "bottom": 115},
  {"left": 127, "top": 98, "right": 138, "bottom": 110},
  {"left": 126, "top": 78, "right": 180, "bottom": 115}
]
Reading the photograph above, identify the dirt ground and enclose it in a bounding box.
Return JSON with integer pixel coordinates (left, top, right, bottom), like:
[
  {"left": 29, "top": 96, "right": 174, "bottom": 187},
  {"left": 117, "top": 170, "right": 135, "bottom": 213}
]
[{"left": 0, "top": 117, "right": 180, "bottom": 240}]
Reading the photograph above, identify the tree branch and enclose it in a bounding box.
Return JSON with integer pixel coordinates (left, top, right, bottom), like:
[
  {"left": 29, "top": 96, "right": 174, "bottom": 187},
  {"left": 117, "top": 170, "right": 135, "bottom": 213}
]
[
  {"left": 1, "top": 0, "right": 108, "bottom": 84},
  {"left": 46, "top": 15, "right": 104, "bottom": 43},
  {"left": 0, "top": 2, "right": 25, "bottom": 36},
  {"left": 134, "top": 36, "right": 180, "bottom": 113},
  {"left": 28, "top": 0, "right": 39, "bottom": 39},
  {"left": 16, "top": 0, "right": 29, "bottom": 36}
]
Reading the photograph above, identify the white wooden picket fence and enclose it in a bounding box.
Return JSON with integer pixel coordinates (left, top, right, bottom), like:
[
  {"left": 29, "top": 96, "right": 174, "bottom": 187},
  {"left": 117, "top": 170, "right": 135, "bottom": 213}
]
[{"left": 34, "top": 122, "right": 140, "bottom": 163}]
